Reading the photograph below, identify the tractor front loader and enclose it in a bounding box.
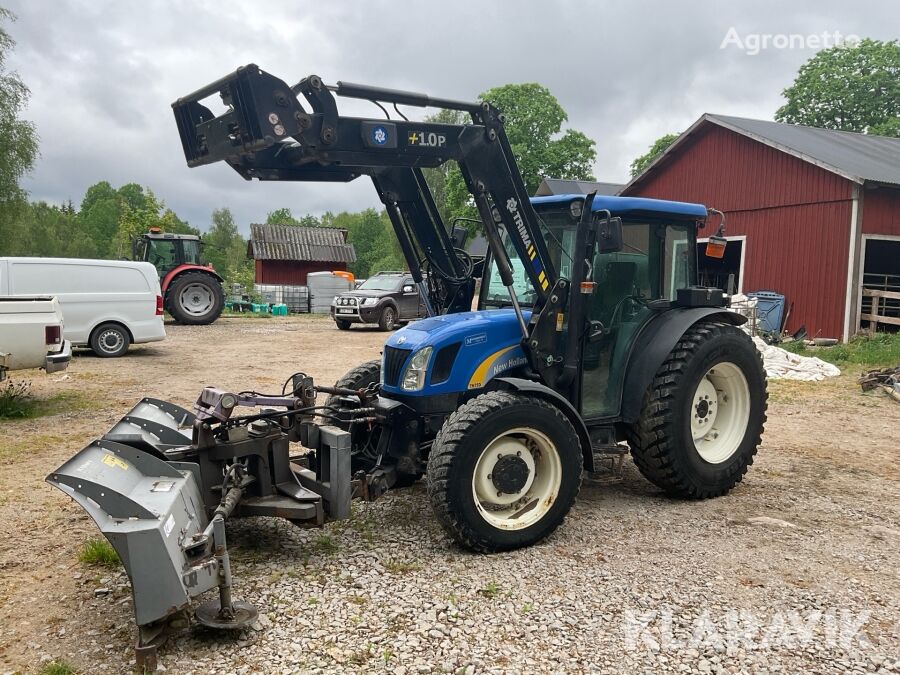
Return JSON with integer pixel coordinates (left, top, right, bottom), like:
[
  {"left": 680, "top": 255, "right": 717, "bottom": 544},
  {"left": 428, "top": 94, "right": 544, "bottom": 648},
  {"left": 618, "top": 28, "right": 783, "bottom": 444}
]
[{"left": 48, "top": 64, "right": 767, "bottom": 667}]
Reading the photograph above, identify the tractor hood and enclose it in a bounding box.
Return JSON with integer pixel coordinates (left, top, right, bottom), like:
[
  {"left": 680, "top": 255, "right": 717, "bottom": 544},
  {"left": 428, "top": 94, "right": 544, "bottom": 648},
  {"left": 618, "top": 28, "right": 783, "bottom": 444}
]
[{"left": 381, "top": 309, "right": 531, "bottom": 396}]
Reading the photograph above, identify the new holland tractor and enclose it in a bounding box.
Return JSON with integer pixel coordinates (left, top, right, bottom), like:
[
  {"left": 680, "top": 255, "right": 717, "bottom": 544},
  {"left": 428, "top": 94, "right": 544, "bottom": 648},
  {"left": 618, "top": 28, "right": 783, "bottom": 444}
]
[
  {"left": 47, "top": 65, "right": 766, "bottom": 667},
  {"left": 133, "top": 228, "right": 225, "bottom": 324}
]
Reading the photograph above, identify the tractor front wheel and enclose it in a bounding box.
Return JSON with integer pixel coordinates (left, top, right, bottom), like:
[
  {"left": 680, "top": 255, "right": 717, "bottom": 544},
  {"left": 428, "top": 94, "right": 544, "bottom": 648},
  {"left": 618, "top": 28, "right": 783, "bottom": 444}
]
[
  {"left": 166, "top": 272, "right": 225, "bottom": 325},
  {"left": 627, "top": 321, "right": 767, "bottom": 499},
  {"left": 427, "top": 391, "right": 582, "bottom": 553}
]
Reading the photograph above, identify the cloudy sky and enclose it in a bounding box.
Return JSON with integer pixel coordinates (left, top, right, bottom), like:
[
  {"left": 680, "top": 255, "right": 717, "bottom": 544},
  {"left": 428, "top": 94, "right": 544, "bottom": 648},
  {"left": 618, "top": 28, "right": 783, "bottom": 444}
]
[{"left": 7, "top": 0, "right": 898, "bottom": 233}]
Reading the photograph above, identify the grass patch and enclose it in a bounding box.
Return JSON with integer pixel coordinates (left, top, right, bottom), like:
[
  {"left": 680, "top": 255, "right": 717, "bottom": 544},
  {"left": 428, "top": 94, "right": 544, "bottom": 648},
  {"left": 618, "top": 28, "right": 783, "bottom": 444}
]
[
  {"left": 40, "top": 660, "right": 76, "bottom": 675},
  {"left": 477, "top": 581, "right": 503, "bottom": 599},
  {"left": 78, "top": 538, "right": 120, "bottom": 569},
  {"left": 384, "top": 559, "right": 422, "bottom": 574},
  {"left": 781, "top": 332, "right": 900, "bottom": 368},
  {"left": 0, "top": 378, "right": 99, "bottom": 421},
  {"left": 220, "top": 310, "right": 274, "bottom": 319},
  {"left": 310, "top": 534, "right": 340, "bottom": 556}
]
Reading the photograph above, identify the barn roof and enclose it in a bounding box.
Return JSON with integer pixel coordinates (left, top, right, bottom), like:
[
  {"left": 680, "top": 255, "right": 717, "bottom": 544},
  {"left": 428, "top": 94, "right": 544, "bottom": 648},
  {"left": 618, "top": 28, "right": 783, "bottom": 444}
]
[
  {"left": 535, "top": 178, "right": 625, "bottom": 197},
  {"left": 248, "top": 224, "right": 357, "bottom": 263},
  {"left": 624, "top": 114, "right": 900, "bottom": 192}
]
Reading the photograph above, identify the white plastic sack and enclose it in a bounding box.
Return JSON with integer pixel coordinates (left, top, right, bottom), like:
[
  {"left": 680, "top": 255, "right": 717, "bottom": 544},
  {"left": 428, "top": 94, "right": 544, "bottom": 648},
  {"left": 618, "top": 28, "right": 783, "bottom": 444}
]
[{"left": 752, "top": 337, "right": 841, "bottom": 381}]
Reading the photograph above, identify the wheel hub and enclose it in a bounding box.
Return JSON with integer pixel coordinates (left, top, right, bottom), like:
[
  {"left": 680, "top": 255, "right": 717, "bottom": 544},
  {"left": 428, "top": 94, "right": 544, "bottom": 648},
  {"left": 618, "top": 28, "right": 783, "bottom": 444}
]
[
  {"left": 690, "top": 362, "right": 751, "bottom": 464},
  {"left": 491, "top": 454, "right": 530, "bottom": 494},
  {"left": 695, "top": 398, "right": 710, "bottom": 418}
]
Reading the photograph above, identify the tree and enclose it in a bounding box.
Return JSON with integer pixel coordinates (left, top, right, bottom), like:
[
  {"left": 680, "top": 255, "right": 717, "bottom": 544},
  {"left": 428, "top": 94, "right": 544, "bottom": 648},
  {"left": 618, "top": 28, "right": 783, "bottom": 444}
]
[
  {"left": 629, "top": 132, "right": 680, "bottom": 177},
  {"left": 111, "top": 189, "right": 196, "bottom": 259},
  {"left": 265, "top": 208, "right": 321, "bottom": 227},
  {"left": 431, "top": 83, "right": 596, "bottom": 227},
  {"left": 0, "top": 8, "right": 38, "bottom": 227},
  {"left": 775, "top": 39, "right": 900, "bottom": 136},
  {"left": 333, "top": 208, "right": 404, "bottom": 278},
  {"left": 204, "top": 207, "right": 248, "bottom": 281}
]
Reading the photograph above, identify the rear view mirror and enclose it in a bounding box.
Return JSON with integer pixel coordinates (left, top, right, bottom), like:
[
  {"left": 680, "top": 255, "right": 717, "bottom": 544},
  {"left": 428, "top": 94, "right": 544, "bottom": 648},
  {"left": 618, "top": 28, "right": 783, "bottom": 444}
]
[
  {"left": 450, "top": 225, "right": 469, "bottom": 250},
  {"left": 402, "top": 285, "right": 415, "bottom": 293},
  {"left": 596, "top": 216, "right": 623, "bottom": 254}
]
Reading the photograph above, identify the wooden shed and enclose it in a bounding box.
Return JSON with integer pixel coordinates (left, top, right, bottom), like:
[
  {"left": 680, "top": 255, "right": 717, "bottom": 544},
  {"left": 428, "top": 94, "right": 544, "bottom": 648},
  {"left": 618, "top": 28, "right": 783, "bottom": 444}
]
[{"left": 248, "top": 224, "right": 357, "bottom": 285}]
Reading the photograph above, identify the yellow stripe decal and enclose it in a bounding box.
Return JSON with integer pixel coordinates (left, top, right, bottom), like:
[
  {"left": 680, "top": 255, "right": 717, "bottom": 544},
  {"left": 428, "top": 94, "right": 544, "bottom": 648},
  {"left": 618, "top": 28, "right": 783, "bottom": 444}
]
[
  {"left": 529, "top": 249, "right": 537, "bottom": 260},
  {"left": 467, "top": 346, "right": 516, "bottom": 389},
  {"left": 541, "top": 278, "right": 550, "bottom": 290},
  {"left": 538, "top": 270, "right": 546, "bottom": 283}
]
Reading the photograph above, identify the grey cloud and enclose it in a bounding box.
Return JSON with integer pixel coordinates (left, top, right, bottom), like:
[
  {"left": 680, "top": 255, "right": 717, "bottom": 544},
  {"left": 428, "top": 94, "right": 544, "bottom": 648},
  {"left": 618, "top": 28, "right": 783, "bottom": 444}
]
[{"left": 8, "top": 0, "right": 898, "bottom": 233}]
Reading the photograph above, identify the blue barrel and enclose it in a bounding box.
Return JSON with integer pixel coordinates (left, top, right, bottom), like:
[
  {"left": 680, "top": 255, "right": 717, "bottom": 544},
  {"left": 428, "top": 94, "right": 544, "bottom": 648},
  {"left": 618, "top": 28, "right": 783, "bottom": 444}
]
[{"left": 747, "top": 291, "right": 786, "bottom": 334}]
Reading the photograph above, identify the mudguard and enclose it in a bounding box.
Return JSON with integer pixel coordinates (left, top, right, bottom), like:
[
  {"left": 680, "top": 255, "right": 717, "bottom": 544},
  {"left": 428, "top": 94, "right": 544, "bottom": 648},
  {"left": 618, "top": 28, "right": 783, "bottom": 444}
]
[
  {"left": 620, "top": 308, "right": 747, "bottom": 423},
  {"left": 160, "top": 265, "right": 224, "bottom": 294},
  {"left": 489, "top": 376, "right": 594, "bottom": 472}
]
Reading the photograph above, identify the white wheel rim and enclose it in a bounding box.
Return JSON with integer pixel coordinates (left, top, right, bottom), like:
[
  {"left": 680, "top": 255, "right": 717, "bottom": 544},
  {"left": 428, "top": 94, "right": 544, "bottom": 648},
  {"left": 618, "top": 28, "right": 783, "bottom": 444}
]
[
  {"left": 690, "top": 362, "right": 750, "bottom": 464},
  {"left": 471, "top": 427, "right": 562, "bottom": 531},
  {"left": 180, "top": 283, "right": 214, "bottom": 316},
  {"left": 98, "top": 329, "right": 124, "bottom": 354}
]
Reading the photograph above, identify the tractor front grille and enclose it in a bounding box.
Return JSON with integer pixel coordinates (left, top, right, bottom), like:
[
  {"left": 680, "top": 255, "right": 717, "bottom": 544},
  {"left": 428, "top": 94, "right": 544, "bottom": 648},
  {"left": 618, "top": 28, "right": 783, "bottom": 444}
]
[{"left": 382, "top": 346, "right": 410, "bottom": 387}]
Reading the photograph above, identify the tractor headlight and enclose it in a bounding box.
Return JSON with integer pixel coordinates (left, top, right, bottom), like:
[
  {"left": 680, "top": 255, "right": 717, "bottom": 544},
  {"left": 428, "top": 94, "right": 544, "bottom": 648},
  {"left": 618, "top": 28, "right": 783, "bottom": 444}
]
[
  {"left": 362, "top": 297, "right": 378, "bottom": 306},
  {"left": 401, "top": 346, "right": 433, "bottom": 391}
]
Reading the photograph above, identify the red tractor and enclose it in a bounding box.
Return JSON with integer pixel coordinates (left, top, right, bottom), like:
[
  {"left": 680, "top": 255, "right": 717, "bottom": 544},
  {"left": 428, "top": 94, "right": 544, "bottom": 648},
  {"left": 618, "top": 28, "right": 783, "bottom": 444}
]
[{"left": 133, "top": 229, "right": 225, "bottom": 324}]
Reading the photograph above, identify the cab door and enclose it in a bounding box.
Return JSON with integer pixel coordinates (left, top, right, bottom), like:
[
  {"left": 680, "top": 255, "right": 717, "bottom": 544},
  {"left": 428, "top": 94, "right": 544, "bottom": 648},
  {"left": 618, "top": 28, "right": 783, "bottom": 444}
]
[{"left": 580, "top": 220, "right": 694, "bottom": 418}]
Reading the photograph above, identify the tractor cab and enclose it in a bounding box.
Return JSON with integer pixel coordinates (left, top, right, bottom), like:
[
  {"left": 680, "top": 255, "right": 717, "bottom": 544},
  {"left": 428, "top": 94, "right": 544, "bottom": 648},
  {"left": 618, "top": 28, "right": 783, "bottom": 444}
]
[
  {"left": 479, "top": 194, "right": 720, "bottom": 418},
  {"left": 134, "top": 229, "right": 205, "bottom": 278}
]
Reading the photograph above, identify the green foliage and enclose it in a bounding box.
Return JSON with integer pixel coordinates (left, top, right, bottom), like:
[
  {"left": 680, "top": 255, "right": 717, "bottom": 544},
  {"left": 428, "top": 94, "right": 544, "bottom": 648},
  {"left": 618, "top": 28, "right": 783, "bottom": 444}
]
[
  {"left": 430, "top": 83, "right": 596, "bottom": 229},
  {"left": 629, "top": 132, "right": 680, "bottom": 177},
  {"left": 39, "top": 660, "right": 76, "bottom": 675},
  {"left": 78, "top": 537, "right": 120, "bottom": 568},
  {"left": 781, "top": 332, "right": 900, "bottom": 368},
  {"left": 0, "top": 378, "right": 32, "bottom": 419},
  {"left": 203, "top": 207, "right": 249, "bottom": 284},
  {"left": 775, "top": 39, "right": 900, "bottom": 135},
  {"left": 331, "top": 208, "right": 405, "bottom": 277},
  {"left": 0, "top": 8, "right": 38, "bottom": 205},
  {"left": 266, "top": 207, "right": 320, "bottom": 227}
]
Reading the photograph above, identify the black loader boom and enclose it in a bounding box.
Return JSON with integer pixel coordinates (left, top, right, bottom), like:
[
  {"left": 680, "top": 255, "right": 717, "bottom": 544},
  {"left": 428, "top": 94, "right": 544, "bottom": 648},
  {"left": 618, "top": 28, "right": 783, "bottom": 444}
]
[{"left": 173, "top": 64, "right": 556, "bottom": 324}]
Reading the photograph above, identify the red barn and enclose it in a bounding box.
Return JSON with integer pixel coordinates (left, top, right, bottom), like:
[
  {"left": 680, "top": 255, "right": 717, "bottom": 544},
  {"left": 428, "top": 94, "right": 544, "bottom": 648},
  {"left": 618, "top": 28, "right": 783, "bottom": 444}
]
[
  {"left": 249, "top": 224, "right": 357, "bottom": 285},
  {"left": 622, "top": 115, "right": 900, "bottom": 341}
]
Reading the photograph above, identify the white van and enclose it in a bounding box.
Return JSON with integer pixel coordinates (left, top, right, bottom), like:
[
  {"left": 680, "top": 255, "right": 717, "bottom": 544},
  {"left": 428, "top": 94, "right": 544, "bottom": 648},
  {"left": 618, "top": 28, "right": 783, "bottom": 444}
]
[{"left": 0, "top": 258, "right": 166, "bottom": 357}]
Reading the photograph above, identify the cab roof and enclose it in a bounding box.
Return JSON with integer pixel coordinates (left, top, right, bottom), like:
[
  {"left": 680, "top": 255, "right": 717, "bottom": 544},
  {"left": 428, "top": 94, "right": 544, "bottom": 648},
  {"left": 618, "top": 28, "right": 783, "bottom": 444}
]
[{"left": 530, "top": 194, "right": 707, "bottom": 219}]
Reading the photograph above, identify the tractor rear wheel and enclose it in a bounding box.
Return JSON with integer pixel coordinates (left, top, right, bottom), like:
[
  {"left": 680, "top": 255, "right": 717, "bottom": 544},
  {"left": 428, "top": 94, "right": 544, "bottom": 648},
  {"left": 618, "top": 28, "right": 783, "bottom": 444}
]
[
  {"left": 166, "top": 272, "right": 224, "bottom": 325},
  {"left": 627, "top": 321, "right": 767, "bottom": 499},
  {"left": 427, "top": 391, "right": 582, "bottom": 553}
]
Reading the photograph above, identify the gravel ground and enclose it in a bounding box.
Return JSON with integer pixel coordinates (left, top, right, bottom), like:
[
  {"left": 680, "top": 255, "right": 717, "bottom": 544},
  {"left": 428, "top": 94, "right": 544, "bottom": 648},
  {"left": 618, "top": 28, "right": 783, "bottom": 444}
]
[{"left": 0, "top": 316, "right": 898, "bottom": 674}]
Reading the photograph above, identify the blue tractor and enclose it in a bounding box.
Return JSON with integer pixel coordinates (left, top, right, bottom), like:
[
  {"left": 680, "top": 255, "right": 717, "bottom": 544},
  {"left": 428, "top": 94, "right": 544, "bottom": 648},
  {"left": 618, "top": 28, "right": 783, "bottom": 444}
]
[{"left": 48, "top": 65, "right": 766, "bottom": 664}]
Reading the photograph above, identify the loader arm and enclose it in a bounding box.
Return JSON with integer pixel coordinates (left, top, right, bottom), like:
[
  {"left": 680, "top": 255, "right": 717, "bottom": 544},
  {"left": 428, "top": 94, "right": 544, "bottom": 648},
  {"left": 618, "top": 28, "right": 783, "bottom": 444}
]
[{"left": 172, "top": 64, "right": 557, "bottom": 317}]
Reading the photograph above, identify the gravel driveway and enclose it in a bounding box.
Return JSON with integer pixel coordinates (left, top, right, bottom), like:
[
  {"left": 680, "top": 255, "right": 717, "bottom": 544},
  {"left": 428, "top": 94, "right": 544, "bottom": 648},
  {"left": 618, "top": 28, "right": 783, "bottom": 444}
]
[{"left": 1, "top": 316, "right": 897, "bottom": 674}]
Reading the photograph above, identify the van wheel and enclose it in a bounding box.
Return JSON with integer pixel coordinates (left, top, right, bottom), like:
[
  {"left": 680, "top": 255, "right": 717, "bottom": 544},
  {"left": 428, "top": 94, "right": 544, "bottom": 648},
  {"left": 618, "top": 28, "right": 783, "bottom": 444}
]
[
  {"left": 167, "top": 272, "right": 224, "bottom": 325},
  {"left": 90, "top": 323, "right": 131, "bottom": 358}
]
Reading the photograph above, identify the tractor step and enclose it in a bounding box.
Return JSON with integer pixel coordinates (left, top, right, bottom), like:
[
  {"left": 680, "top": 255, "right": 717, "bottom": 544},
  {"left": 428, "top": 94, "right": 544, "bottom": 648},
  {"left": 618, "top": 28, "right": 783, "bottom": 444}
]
[{"left": 589, "top": 441, "right": 628, "bottom": 481}]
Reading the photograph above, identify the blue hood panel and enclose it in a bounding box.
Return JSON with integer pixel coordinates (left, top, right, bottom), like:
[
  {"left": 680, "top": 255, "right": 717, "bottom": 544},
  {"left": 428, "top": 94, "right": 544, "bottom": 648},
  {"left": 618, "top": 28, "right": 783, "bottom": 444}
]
[{"left": 382, "top": 309, "right": 531, "bottom": 396}]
